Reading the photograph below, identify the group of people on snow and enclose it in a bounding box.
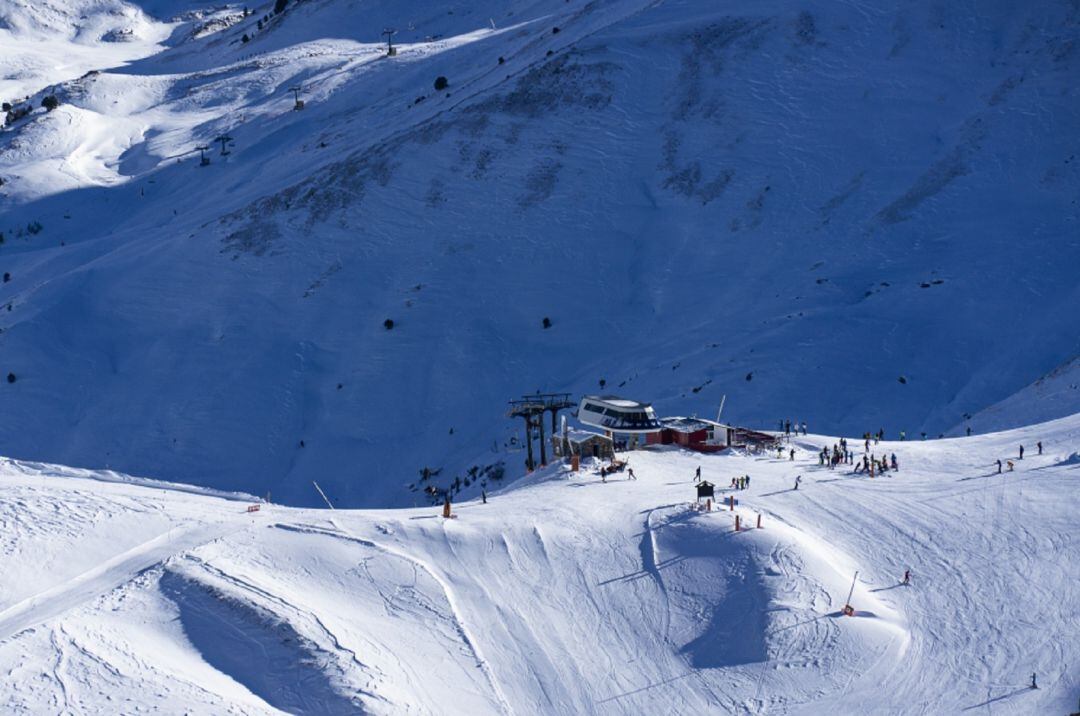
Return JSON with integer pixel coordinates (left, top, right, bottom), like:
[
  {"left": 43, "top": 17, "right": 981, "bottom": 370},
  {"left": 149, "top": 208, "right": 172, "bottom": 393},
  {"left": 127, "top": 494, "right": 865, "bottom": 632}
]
[
  {"left": 780, "top": 419, "right": 808, "bottom": 436},
  {"left": 995, "top": 442, "right": 1042, "bottom": 473},
  {"left": 852, "top": 452, "right": 898, "bottom": 474},
  {"left": 730, "top": 475, "right": 750, "bottom": 490}
]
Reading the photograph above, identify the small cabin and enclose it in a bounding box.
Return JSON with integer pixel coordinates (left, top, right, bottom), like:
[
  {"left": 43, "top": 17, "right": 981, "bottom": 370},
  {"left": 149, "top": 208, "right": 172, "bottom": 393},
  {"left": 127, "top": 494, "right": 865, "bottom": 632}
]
[
  {"left": 553, "top": 429, "right": 614, "bottom": 460},
  {"left": 647, "top": 417, "right": 730, "bottom": 452}
]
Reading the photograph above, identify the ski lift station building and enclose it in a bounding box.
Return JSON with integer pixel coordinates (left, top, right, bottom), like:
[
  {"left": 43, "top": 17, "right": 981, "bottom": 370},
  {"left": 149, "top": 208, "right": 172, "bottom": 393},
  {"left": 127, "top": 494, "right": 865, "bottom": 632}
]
[
  {"left": 577, "top": 395, "right": 662, "bottom": 449},
  {"left": 577, "top": 395, "right": 779, "bottom": 453}
]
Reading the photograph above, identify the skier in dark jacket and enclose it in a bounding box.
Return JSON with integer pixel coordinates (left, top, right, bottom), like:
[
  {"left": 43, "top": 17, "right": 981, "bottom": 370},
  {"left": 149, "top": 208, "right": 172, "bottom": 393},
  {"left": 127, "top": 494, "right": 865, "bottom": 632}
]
[
  {"left": 794, "top": 475, "right": 802, "bottom": 490},
  {"left": 1019, "top": 445, "right": 1025, "bottom": 459},
  {"left": 996, "top": 459, "right": 1002, "bottom": 474}
]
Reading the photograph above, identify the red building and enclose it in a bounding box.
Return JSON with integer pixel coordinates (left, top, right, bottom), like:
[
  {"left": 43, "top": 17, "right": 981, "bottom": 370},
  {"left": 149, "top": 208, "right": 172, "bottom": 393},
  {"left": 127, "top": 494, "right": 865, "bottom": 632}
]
[{"left": 646, "top": 417, "right": 729, "bottom": 452}]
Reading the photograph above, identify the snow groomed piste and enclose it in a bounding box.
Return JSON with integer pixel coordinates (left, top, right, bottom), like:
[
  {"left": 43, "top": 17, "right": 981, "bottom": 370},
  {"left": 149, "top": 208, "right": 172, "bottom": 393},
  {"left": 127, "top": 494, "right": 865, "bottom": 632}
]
[{"left": 1, "top": 414, "right": 1077, "bottom": 713}]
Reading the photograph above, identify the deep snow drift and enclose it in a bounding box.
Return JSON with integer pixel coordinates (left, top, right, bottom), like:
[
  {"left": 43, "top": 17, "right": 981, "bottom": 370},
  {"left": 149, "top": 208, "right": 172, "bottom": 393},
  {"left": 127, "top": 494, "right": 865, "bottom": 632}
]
[
  {"left": 0, "top": 0, "right": 1077, "bottom": 505},
  {"left": 1, "top": 415, "right": 1077, "bottom": 713}
]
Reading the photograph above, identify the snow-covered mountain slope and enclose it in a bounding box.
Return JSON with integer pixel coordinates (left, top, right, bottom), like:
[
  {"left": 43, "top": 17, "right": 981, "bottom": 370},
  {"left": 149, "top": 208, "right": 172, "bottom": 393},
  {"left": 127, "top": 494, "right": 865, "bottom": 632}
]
[
  {"left": 956, "top": 355, "right": 1080, "bottom": 435},
  {"left": 1, "top": 416, "right": 1077, "bottom": 713},
  {"left": 0, "top": 0, "right": 1078, "bottom": 506}
]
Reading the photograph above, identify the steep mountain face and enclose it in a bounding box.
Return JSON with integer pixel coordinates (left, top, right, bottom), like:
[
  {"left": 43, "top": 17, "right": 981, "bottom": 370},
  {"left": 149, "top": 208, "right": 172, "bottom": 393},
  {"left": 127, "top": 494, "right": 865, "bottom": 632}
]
[{"left": 1, "top": 0, "right": 1078, "bottom": 506}]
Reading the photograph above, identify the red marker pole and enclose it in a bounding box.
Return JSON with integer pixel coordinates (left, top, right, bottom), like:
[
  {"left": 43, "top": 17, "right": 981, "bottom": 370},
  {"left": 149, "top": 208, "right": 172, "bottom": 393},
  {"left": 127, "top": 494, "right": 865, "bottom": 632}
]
[
  {"left": 729, "top": 495, "right": 734, "bottom": 511},
  {"left": 757, "top": 513, "right": 762, "bottom": 529},
  {"left": 735, "top": 515, "right": 741, "bottom": 532}
]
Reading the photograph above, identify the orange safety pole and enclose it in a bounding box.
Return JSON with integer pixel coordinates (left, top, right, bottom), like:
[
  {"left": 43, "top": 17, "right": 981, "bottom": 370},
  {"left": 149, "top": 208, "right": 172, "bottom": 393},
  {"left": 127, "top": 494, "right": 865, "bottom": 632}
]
[
  {"left": 735, "top": 515, "right": 741, "bottom": 531},
  {"left": 706, "top": 498, "right": 712, "bottom": 511},
  {"left": 729, "top": 495, "right": 734, "bottom": 511},
  {"left": 757, "top": 513, "right": 762, "bottom": 529}
]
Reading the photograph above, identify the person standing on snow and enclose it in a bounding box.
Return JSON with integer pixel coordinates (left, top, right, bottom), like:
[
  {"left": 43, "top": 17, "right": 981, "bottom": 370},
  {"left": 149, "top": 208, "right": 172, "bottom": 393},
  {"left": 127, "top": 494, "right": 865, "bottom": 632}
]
[
  {"left": 997, "top": 459, "right": 1002, "bottom": 474},
  {"left": 695, "top": 465, "right": 701, "bottom": 481},
  {"left": 789, "top": 448, "right": 795, "bottom": 461},
  {"left": 891, "top": 454, "right": 898, "bottom": 471},
  {"left": 801, "top": 422, "right": 808, "bottom": 435},
  {"left": 1037, "top": 441, "right": 1042, "bottom": 455},
  {"left": 628, "top": 468, "right": 637, "bottom": 480},
  {"left": 1019, "top": 445, "right": 1025, "bottom": 460},
  {"left": 794, "top": 475, "right": 802, "bottom": 490},
  {"left": 745, "top": 475, "right": 751, "bottom": 488},
  {"left": 903, "top": 569, "right": 910, "bottom": 585}
]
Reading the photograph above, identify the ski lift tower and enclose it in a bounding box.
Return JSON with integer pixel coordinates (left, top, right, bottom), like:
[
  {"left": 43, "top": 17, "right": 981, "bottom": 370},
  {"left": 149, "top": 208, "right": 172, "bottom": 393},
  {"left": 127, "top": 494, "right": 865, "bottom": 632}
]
[
  {"left": 290, "top": 85, "right": 304, "bottom": 110},
  {"left": 507, "top": 393, "right": 575, "bottom": 471},
  {"left": 508, "top": 398, "right": 545, "bottom": 472},
  {"left": 382, "top": 28, "right": 398, "bottom": 56},
  {"left": 214, "top": 134, "right": 235, "bottom": 156},
  {"left": 195, "top": 145, "right": 211, "bottom": 166}
]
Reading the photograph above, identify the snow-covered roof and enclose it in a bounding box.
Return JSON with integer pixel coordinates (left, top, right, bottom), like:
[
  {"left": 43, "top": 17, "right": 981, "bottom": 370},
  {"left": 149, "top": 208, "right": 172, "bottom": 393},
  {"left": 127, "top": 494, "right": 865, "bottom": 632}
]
[
  {"left": 660, "top": 416, "right": 713, "bottom": 433},
  {"left": 585, "top": 395, "right": 652, "bottom": 409},
  {"left": 564, "top": 429, "right": 611, "bottom": 443}
]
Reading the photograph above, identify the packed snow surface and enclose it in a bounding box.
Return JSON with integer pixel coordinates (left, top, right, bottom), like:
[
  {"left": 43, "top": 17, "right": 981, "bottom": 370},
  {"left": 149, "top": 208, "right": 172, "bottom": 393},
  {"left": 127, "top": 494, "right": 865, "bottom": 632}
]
[
  {"left": 1, "top": 415, "right": 1077, "bottom": 713},
  {"left": 0, "top": 0, "right": 1078, "bottom": 506}
]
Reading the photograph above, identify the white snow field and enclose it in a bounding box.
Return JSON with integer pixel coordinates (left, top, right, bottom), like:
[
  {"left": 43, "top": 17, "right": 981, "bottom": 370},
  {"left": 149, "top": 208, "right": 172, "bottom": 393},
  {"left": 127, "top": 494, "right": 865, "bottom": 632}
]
[
  {"left": 1, "top": 416, "right": 1078, "bottom": 714},
  {"left": 0, "top": 0, "right": 1078, "bottom": 507}
]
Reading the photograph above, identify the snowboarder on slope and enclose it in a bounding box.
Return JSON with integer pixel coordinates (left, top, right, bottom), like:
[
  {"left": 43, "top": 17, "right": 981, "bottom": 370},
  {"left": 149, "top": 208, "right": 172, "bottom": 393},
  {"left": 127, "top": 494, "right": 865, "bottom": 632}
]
[{"left": 903, "top": 569, "right": 910, "bottom": 585}]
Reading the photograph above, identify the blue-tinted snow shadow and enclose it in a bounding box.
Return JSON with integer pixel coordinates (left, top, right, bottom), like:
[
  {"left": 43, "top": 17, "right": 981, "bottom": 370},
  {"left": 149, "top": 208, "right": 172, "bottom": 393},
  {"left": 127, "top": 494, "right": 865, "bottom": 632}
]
[
  {"left": 826, "top": 609, "right": 879, "bottom": 619},
  {"left": 961, "top": 687, "right": 1034, "bottom": 711},
  {"left": 758, "top": 488, "right": 797, "bottom": 497},
  {"left": 160, "top": 570, "right": 368, "bottom": 715},
  {"left": 650, "top": 517, "right": 768, "bottom": 668}
]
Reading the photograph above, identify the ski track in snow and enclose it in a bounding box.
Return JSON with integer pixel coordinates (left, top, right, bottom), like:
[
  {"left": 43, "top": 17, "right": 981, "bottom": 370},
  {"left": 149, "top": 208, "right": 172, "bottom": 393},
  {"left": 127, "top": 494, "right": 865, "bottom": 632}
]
[{"left": 1, "top": 415, "right": 1079, "bottom": 712}]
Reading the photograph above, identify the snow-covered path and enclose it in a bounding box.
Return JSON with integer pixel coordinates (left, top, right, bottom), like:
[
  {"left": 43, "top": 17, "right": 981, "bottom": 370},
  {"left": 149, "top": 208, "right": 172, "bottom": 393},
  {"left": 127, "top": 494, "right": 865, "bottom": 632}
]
[{"left": 1, "top": 415, "right": 1078, "bottom": 713}]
